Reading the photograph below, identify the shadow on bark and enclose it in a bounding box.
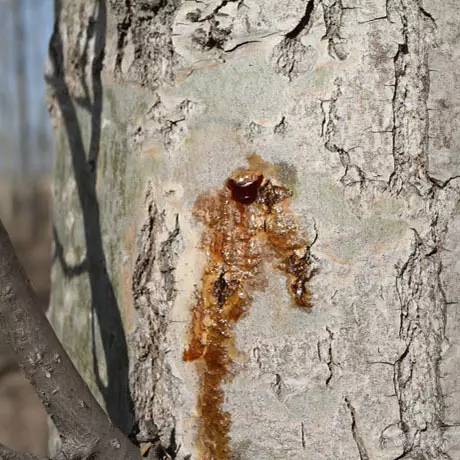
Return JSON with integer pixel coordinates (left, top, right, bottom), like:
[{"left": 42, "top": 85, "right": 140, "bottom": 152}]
[{"left": 47, "top": 0, "right": 134, "bottom": 435}]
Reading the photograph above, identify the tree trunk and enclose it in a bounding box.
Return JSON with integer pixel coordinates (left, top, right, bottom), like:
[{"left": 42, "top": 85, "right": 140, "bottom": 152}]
[{"left": 48, "top": 0, "right": 460, "bottom": 459}]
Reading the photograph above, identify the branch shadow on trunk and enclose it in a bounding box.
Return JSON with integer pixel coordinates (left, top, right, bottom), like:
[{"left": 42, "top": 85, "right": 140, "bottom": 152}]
[{"left": 47, "top": 0, "right": 135, "bottom": 436}]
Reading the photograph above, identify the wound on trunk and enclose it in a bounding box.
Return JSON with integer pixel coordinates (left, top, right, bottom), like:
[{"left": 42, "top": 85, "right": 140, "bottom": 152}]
[{"left": 184, "top": 155, "right": 315, "bottom": 459}]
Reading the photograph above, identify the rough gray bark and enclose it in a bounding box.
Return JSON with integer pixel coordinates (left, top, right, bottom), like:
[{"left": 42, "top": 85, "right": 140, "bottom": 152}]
[{"left": 48, "top": 0, "right": 460, "bottom": 459}]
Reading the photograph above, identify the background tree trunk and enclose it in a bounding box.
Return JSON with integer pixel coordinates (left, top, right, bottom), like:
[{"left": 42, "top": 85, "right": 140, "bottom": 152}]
[{"left": 48, "top": 0, "right": 460, "bottom": 458}]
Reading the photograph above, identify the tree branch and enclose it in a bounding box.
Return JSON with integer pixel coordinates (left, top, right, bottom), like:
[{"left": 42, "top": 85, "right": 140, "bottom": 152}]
[{"left": 0, "top": 219, "right": 142, "bottom": 460}]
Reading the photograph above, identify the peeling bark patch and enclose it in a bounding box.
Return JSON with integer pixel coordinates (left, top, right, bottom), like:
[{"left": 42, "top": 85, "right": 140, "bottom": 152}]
[
  {"left": 187, "top": 0, "right": 240, "bottom": 52},
  {"left": 271, "top": 38, "right": 315, "bottom": 80},
  {"left": 393, "top": 230, "right": 450, "bottom": 459},
  {"left": 271, "top": 0, "right": 317, "bottom": 80},
  {"left": 110, "top": 0, "right": 181, "bottom": 87},
  {"left": 387, "top": 0, "right": 435, "bottom": 195},
  {"left": 321, "top": 0, "right": 348, "bottom": 60},
  {"left": 184, "top": 155, "right": 315, "bottom": 459},
  {"left": 381, "top": 4, "right": 455, "bottom": 458}
]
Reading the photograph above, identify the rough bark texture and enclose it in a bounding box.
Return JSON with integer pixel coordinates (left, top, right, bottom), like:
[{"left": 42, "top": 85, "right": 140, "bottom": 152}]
[{"left": 48, "top": 0, "right": 460, "bottom": 458}]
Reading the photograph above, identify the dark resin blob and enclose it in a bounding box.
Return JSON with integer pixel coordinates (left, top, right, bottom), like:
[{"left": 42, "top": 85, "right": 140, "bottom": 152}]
[{"left": 226, "top": 175, "right": 263, "bottom": 204}]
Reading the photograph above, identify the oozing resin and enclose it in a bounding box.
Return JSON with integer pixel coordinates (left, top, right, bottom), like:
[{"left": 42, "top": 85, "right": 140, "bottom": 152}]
[{"left": 184, "top": 155, "right": 314, "bottom": 459}]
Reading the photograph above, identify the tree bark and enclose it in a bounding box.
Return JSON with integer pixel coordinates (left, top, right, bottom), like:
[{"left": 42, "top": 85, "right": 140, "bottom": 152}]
[{"left": 48, "top": 0, "right": 460, "bottom": 459}]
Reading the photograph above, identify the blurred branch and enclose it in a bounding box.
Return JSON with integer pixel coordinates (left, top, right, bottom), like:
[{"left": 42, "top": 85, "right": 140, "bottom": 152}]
[{"left": 0, "top": 218, "right": 142, "bottom": 460}]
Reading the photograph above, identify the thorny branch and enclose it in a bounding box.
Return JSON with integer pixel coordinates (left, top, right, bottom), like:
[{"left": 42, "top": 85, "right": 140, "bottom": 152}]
[{"left": 0, "top": 219, "right": 142, "bottom": 460}]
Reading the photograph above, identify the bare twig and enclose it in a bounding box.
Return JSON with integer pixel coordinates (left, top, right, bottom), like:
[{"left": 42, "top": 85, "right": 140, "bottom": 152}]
[{"left": 0, "top": 219, "right": 141, "bottom": 460}]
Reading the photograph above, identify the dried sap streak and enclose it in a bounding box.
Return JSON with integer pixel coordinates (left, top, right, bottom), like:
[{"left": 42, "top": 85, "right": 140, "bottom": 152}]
[{"left": 184, "top": 157, "right": 314, "bottom": 460}]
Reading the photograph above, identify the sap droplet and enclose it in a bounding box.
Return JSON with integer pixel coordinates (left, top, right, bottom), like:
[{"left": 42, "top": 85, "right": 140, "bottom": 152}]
[{"left": 226, "top": 175, "right": 263, "bottom": 204}]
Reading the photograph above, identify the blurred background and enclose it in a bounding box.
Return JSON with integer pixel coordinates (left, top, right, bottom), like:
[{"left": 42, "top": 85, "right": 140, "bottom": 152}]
[{"left": 0, "top": 0, "right": 54, "bottom": 456}]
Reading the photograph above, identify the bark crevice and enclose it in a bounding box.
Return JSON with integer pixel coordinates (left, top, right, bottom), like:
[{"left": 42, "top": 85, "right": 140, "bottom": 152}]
[
  {"left": 130, "top": 185, "right": 184, "bottom": 457},
  {"left": 345, "top": 397, "right": 370, "bottom": 460}
]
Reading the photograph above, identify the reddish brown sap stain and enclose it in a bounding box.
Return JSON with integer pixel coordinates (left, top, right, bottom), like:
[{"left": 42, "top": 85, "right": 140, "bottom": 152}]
[{"left": 184, "top": 155, "right": 314, "bottom": 460}]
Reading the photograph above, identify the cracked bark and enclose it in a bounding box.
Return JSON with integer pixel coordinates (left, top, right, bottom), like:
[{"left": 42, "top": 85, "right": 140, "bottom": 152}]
[
  {"left": 345, "top": 397, "right": 370, "bottom": 460},
  {"left": 324, "top": 326, "right": 335, "bottom": 386},
  {"left": 388, "top": 0, "right": 433, "bottom": 196},
  {"left": 50, "top": 0, "right": 460, "bottom": 458},
  {"left": 130, "top": 186, "right": 182, "bottom": 456},
  {"left": 387, "top": 2, "right": 453, "bottom": 458},
  {"left": 323, "top": 79, "right": 374, "bottom": 189},
  {"left": 393, "top": 230, "right": 449, "bottom": 459}
]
